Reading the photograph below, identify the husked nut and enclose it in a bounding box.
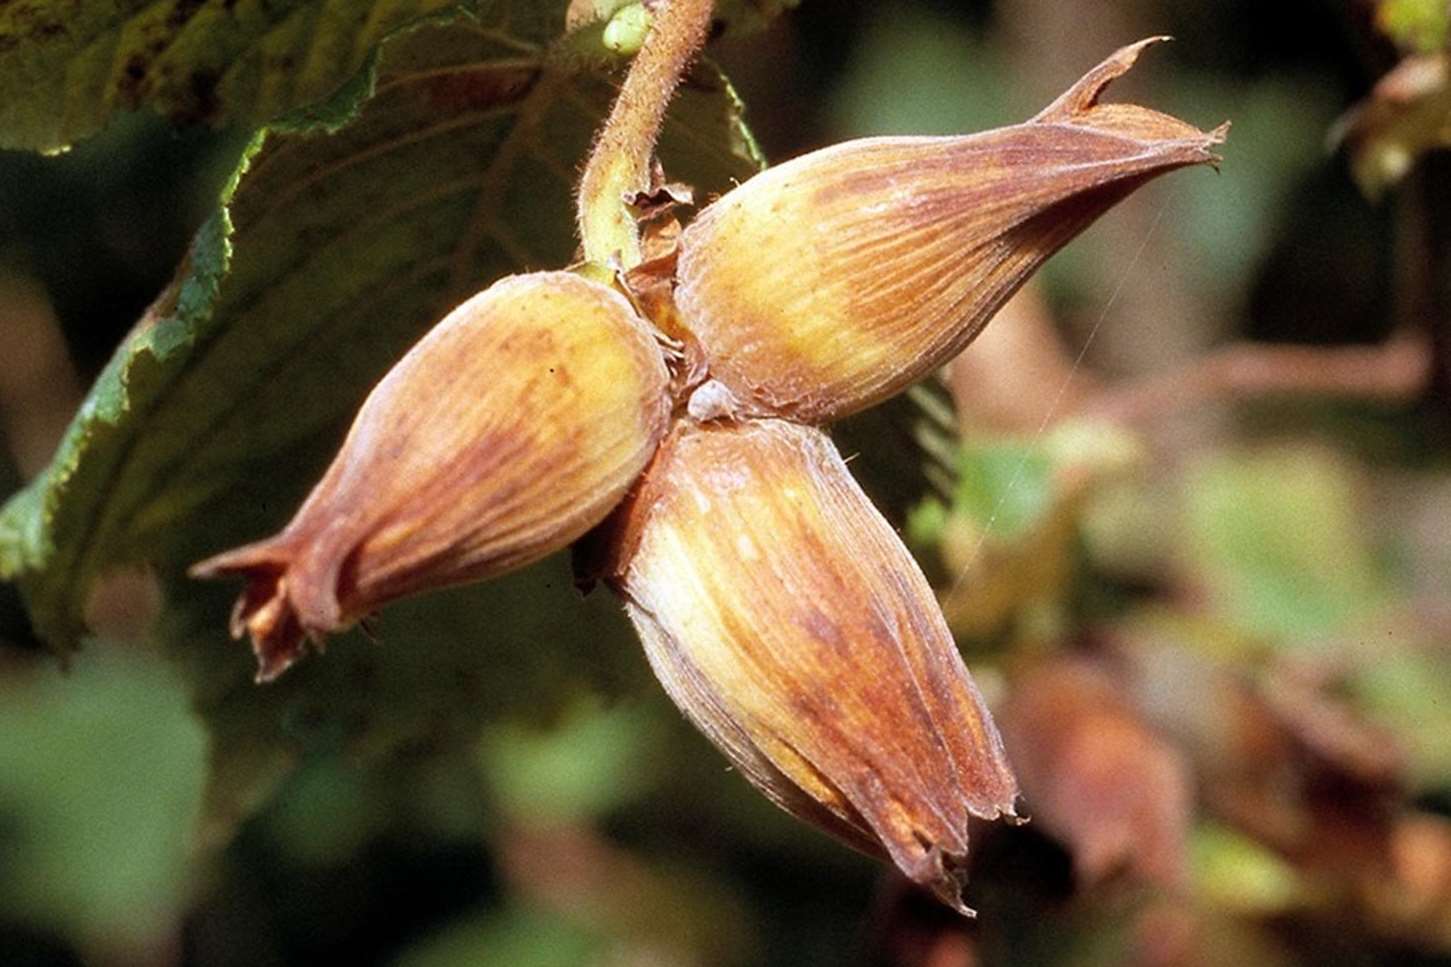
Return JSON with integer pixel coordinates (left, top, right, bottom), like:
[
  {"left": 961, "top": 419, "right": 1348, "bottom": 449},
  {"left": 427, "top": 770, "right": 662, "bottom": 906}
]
[
  {"left": 674, "top": 38, "right": 1226, "bottom": 423},
  {"left": 193, "top": 271, "right": 670, "bottom": 681},
  {"left": 595, "top": 418, "right": 1019, "bottom": 913}
]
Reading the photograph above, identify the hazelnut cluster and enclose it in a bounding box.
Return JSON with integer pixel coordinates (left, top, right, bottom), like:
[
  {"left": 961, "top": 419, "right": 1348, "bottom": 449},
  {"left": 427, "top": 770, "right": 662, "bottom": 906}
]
[{"left": 194, "top": 38, "right": 1223, "bottom": 911}]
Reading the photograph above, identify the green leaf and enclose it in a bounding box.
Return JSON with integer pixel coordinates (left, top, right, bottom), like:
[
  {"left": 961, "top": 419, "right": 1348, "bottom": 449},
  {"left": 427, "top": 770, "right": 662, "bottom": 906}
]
[
  {"left": 1183, "top": 447, "right": 1389, "bottom": 643},
  {"left": 1, "top": 1, "right": 761, "bottom": 834},
  {"left": 827, "top": 5, "right": 1020, "bottom": 137},
  {"left": 0, "top": 0, "right": 478, "bottom": 153},
  {"left": 938, "top": 421, "right": 1142, "bottom": 542},
  {"left": 0, "top": 0, "right": 789, "bottom": 154},
  {"left": 396, "top": 905, "right": 604, "bottom": 967},
  {"left": 1191, "top": 821, "right": 1305, "bottom": 915},
  {"left": 1376, "top": 0, "right": 1450, "bottom": 53},
  {"left": 480, "top": 698, "right": 665, "bottom": 824},
  {"left": 1351, "top": 649, "right": 1451, "bottom": 788},
  {"left": 951, "top": 442, "right": 1055, "bottom": 542},
  {"left": 0, "top": 644, "right": 207, "bottom": 951}
]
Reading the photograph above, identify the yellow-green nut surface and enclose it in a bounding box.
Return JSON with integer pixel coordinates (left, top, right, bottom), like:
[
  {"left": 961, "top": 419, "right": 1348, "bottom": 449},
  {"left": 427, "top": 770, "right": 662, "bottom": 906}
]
[
  {"left": 599, "top": 418, "right": 1019, "bottom": 914},
  {"left": 193, "top": 270, "right": 670, "bottom": 681},
  {"left": 674, "top": 39, "right": 1226, "bottom": 424}
]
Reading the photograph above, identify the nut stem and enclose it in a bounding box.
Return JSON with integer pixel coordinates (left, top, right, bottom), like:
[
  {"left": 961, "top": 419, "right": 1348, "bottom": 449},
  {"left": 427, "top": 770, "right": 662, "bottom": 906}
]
[{"left": 577, "top": 0, "right": 715, "bottom": 268}]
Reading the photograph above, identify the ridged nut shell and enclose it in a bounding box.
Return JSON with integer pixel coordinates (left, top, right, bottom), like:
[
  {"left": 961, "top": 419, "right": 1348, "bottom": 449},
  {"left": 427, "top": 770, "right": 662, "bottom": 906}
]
[
  {"left": 675, "top": 38, "right": 1226, "bottom": 423},
  {"left": 193, "top": 271, "right": 670, "bottom": 681},
  {"left": 598, "top": 418, "right": 1019, "bottom": 913}
]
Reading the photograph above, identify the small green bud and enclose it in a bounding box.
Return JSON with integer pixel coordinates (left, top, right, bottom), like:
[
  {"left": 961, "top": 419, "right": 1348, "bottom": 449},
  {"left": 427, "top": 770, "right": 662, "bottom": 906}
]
[{"left": 603, "top": 3, "right": 651, "bottom": 55}]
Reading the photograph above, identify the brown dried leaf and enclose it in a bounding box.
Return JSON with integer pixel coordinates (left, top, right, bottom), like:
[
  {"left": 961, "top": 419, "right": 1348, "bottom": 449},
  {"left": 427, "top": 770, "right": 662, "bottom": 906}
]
[
  {"left": 1337, "top": 52, "right": 1451, "bottom": 196},
  {"left": 1001, "top": 657, "right": 1193, "bottom": 890}
]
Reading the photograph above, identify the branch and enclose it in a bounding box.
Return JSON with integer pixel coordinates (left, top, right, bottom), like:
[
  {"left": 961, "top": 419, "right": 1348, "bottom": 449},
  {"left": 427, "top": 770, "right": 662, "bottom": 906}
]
[
  {"left": 1083, "top": 330, "right": 1432, "bottom": 426},
  {"left": 1398, "top": 154, "right": 1451, "bottom": 414},
  {"left": 576, "top": 0, "right": 715, "bottom": 268}
]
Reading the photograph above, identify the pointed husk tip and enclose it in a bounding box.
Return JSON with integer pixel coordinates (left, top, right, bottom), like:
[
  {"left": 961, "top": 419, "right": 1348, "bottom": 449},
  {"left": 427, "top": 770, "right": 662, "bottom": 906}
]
[{"left": 190, "top": 541, "right": 316, "bottom": 683}]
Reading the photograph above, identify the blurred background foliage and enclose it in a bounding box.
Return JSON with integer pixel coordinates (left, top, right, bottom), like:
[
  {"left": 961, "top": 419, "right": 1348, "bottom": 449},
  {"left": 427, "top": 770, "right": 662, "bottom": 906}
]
[{"left": 2, "top": 0, "right": 1450, "bottom": 964}]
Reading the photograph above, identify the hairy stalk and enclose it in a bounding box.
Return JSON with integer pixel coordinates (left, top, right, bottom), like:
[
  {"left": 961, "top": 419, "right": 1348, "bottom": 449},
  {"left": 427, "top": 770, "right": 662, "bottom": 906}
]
[{"left": 577, "top": 0, "right": 715, "bottom": 268}]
